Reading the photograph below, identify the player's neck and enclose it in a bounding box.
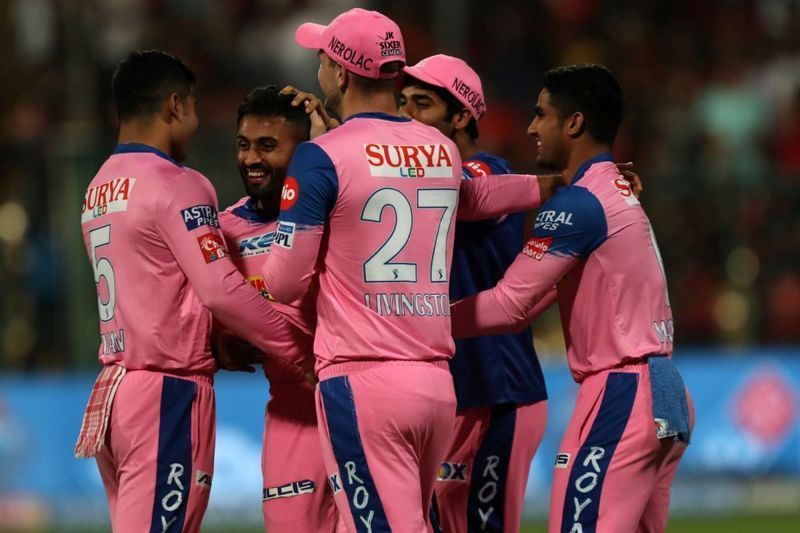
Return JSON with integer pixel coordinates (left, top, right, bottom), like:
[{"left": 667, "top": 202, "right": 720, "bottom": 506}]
[
  {"left": 454, "top": 132, "right": 480, "bottom": 160},
  {"left": 563, "top": 142, "right": 612, "bottom": 186},
  {"left": 340, "top": 91, "right": 399, "bottom": 121},
  {"left": 254, "top": 195, "right": 280, "bottom": 221},
  {"left": 117, "top": 122, "right": 173, "bottom": 157}
]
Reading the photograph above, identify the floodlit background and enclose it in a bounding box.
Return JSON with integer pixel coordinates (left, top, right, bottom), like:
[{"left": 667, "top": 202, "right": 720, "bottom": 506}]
[{"left": 0, "top": 0, "right": 799, "bottom": 531}]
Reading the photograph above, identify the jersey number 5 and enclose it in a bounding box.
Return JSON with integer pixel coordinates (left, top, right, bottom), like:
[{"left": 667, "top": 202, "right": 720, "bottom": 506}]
[
  {"left": 361, "top": 188, "right": 457, "bottom": 283},
  {"left": 89, "top": 225, "right": 116, "bottom": 321}
]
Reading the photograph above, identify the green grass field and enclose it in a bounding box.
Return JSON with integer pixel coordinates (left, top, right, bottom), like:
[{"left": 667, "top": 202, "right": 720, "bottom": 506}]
[{"left": 44, "top": 512, "right": 800, "bottom": 532}]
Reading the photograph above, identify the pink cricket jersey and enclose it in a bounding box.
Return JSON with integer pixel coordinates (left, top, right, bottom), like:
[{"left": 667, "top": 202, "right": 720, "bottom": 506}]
[
  {"left": 80, "top": 143, "right": 308, "bottom": 374},
  {"left": 452, "top": 154, "right": 674, "bottom": 382},
  {"left": 219, "top": 196, "right": 315, "bottom": 383},
  {"left": 262, "top": 113, "right": 543, "bottom": 371}
]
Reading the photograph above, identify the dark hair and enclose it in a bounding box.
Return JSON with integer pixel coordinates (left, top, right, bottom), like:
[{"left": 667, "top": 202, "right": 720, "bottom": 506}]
[
  {"left": 405, "top": 77, "right": 479, "bottom": 140},
  {"left": 112, "top": 50, "right": 195, "bottom": 122},
  {"left": 541, "top": 64, "right": 623, "bottom": 145},
  {"left": 236, "top": 85, "right": 311, "bottom": 139}
]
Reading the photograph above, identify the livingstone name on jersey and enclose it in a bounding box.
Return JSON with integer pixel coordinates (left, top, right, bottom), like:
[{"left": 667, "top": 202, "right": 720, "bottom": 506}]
[
  {"left": 363, "top": 291, "right": 450, "bottom": 317},
  {"left": 81, "top": 177, "right": 136, "bottom": 223},
  {"left": 364, "top": 143, "right": 454, "bottom": 178}
]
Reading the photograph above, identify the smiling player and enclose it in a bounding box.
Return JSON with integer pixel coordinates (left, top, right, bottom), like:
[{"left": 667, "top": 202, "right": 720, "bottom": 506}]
[
  {"left": 216, "top": 85, "right": 341, "bottom": 532},
  {"left": 451, "top": 64, "right": 693, "bottom": 533}
]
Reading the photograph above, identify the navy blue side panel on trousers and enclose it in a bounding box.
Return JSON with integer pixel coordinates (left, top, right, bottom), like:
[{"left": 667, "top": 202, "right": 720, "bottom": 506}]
[
  {"left": 467, "top": 403, "right": 517, "bottom": 532},
  {"left": 150, "top": 376, "right": 196, "bottom": 533},
  {"left": 561, "top": 372, "right": 638, "bottom": 533},
  {"left": 429, "top": 491, "right": 444, "bottom": 532},
  {"left": 320, "top": 376, "right": 390, "bottom": 532}
]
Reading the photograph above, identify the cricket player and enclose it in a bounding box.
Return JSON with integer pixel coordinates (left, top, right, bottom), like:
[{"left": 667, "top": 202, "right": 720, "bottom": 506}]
[
  {"left": 400, "top": 55, "right": 549, "bottom": 533},
  {"left": 217, "top": 85, "right": 341, "bottom": 532},
  {"left": 262, "top": 8, "right": 560, "bottom": 532},
  {"left": 451, "top": 64, "right": 693, "bottom": 533},
  {"left": 74, "top": 51, "right": 309, "bottom": 533}
]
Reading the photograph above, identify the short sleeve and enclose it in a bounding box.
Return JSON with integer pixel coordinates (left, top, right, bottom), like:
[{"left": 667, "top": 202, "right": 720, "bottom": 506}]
[
  {"left": 279, "top": 142, "right": 338, "bottom": 227},
  {"left": 529, "top": 186, "right": 607, "bottom": 259}
]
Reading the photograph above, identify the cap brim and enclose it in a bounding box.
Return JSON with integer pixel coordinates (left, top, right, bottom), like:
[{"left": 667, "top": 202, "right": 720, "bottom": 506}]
[
  {"left": 402, "top": 65, "right": 446, "bottom": 89},
  {"left": 295, "top": 23, "right": 326, "bottom": 49}
]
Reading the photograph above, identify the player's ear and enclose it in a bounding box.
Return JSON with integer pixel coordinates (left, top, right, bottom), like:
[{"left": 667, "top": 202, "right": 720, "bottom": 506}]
[
  {"left": 164, "top": 92, "right": 181, "bottom": 123},
  {"left": 336, "top": 64, "right": 348, "bottom": 92},
  {"left": 452, "top": 108, "right": 472, "bottom": 131},
  {"left": 566, "top": 111, "right": 585, "bottom": 139}
]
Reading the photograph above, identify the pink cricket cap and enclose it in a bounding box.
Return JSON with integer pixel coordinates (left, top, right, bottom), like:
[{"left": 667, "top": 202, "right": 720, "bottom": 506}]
[
  {"left": 403, "top": 54, "right": 486, "bottom": 120},
  {"left": 295, "top": 8, "right": 406, "bottom": 80}
]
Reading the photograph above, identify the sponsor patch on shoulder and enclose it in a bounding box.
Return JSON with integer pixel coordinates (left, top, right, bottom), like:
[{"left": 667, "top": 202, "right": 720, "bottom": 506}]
[
  {"left": 280, "top": 177, "right": 299, "bottom": 210},
  {"left": 181, "top": 204, "right": 219, "bottom": 230},
  {"left": 522, "top": 236, "right": 552, "bottom": 260},
  {"left": 197, "top": 233, "right": 228, "bottom": 263},
  {"left": 274, "top": 221, "right": 295, "bottom": 249},
  {"left": 554, "top": 453, "right": 571, "bottom": 469},
  {"left": 463, "top": 160, "right": 491, "bottom": 178}
]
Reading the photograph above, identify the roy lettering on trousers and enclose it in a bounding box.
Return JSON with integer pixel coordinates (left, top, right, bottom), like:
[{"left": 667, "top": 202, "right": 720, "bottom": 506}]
[
  {"left": 342, "top": 460, "right": 376, "bottom": 532},
  {"left": 475, "top": 455, "right": 501, "bottom": 531},
  {"left": 158, "top": 462, "right": 187, "bottom": 532},
  {"left": 567, "top": 446, "right": 606, "bottom": 533}
]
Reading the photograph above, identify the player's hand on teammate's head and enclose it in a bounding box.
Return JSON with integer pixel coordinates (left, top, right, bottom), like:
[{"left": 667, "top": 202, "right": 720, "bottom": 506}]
[
  {"left": 280, "top": 85, "right": 339, "bottom": 139},
  {"left": 615, "top": 162, "right": 643, "bottom": 197},
  {"left": 211, "top": 329, "right": 263, "bottom": 373}
]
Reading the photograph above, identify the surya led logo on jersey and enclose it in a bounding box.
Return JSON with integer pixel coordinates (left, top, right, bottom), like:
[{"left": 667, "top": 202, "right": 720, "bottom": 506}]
[
  {"left": 364, "top": 143, "right": 453, "bottom": 178},
  {"left": 81, "top": 177, "right": 136, "bottom": 223}
]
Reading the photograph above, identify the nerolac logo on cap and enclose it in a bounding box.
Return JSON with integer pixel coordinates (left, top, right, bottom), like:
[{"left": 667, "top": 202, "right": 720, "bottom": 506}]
[
  {"left": 378, "top": 31, "right": 403, "bottom": 57},
  {"left": 328, "top": 35, "right": 374, "bottom": 71},
  {"left": 451, "top": 77, "right": 485, "bottom": 117}
]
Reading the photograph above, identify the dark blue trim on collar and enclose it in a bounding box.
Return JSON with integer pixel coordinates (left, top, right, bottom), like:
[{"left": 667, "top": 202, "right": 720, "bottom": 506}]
[
  {"left": 231, "top": 197, "right": 274, "bottom": 224},
  {"left": 570, "top": 152, "right": 613, "bottom": 185},
  {"left": 343, "top": 112, "right": 411, "bottom": 123},
  {"left": 113, "top": 143, "right": 183, "bottom": 167}
]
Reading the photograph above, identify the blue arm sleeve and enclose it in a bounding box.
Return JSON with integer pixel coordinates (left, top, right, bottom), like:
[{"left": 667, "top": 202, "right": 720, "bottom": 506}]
[
  {"left": 280, "top": 142, "right": 338, "bottom": 227},
  {"left": 531, "top": 186, "right": 607, "bottom": 258}
]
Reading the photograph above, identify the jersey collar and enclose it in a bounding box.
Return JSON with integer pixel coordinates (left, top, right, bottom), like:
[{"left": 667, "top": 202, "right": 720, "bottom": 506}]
[
  {"left": 570, "top": 152, "right": 613, "bottom": 185},
  {"left": 232, "top": 197, "right": 275, "bottom": 223},
  {"left": 343, "top": 112, "right": 411, "bottom": 123},
  {"left": 113, "top": 143, "right": 183, "bottom": 167}
]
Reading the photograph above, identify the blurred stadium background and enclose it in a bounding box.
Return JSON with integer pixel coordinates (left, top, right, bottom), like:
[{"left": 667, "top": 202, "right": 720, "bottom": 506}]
[{"left": 1, "top": 0, "right": 799, "bottom": 531}]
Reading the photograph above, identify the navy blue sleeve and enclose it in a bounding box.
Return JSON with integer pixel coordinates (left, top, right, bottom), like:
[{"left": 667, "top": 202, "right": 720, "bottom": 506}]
[
  {"left": 461, "top": 155, "right": 513, "bottom": 180},
  {"left": 280, "top": 142, "right": 338, "bottom": 227},
  {"left": 531, "top": 186, "right": 607, "bottom": 258}
]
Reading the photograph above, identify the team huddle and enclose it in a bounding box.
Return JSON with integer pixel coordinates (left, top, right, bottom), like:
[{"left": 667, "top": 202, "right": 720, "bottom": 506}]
[{"left": 75, "top": 7, "right": 693, "bottom": 533}]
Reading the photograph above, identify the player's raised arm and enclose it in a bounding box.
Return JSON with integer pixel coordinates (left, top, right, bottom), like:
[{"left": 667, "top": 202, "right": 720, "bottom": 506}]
[
  {"left": 452, "top": 185, "right": 606, "bottom": 337},
  {"left": 262, "top": 141, "right": 337, "bottom": 304},
  {"left": 456, "top": 173, "right": 561, "bottom": 220},
  {"left": 156, "top": 170, "right": 309, "bottom": 365}
]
